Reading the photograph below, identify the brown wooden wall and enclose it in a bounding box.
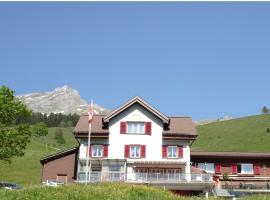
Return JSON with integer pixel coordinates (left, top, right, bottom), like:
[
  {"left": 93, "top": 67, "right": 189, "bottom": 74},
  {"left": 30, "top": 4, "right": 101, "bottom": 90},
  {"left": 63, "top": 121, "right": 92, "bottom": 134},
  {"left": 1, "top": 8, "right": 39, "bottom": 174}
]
[
  {"left": 41, "top": 151, "right": 77, "bottom": 183},
  {"left": 191, "top": 156, "right": 270, "bottom": 177}
]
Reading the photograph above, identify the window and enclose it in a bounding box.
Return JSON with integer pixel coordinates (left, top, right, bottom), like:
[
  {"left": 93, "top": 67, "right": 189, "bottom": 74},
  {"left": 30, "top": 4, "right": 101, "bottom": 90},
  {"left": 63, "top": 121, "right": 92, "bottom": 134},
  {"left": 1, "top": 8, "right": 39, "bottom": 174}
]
[
  {"left": 237, "top": 164, "right": 253, "bottom": 174},
  {"left": 167, "top": 146, "right": 178, "bottom": 158},
  {"left": 92, "top": 145, "right": 103, "bottom": 157},
  {"left": 197, "top": 163, "right": 215, "bottom": 173},
  {"left": 127, "top": 122, "right": 145, "bottom": 134},
  {"left": 130, "top": 145, "right": 141, "bottom": 158}
]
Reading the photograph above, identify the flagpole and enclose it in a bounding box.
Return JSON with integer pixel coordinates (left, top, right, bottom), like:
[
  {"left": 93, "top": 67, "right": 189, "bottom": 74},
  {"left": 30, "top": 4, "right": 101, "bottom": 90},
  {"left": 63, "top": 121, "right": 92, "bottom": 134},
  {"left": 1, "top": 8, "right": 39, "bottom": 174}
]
[{"left": 85, "top": 100, "right": 93, "bottom": 185}]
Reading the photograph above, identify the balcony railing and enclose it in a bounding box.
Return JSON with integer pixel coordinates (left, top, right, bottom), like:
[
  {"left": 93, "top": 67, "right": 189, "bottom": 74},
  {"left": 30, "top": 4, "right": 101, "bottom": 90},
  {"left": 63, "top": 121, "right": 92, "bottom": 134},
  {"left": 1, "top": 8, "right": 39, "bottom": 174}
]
[
  {"left": 77, "top": 172, "right": 213, "bottom": 183},
  {"left": 223, "top": 182, "right": 270, "bottom": 190}
]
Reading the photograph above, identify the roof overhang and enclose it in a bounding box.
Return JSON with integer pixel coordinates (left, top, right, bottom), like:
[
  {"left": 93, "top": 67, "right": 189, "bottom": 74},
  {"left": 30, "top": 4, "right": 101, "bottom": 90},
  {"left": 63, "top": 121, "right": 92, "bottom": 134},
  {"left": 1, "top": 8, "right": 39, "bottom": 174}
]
[
  {"left": 129, "top": 161, "right": 186, "bottom": 168},
  {"left": 73, "top": 131, "right": 109, "bottom": 139},
  {"left": 163, "top": 133, "right": 197, "bottom": 140},
  {"left": 191, "top": 151, "right": 270, "bottom": 159},
  {"left": 40, "top": 146, "right": 79, "bottom": 164},
  {"left": 103, "top": 96, "right": 170, "bottom": 124}
]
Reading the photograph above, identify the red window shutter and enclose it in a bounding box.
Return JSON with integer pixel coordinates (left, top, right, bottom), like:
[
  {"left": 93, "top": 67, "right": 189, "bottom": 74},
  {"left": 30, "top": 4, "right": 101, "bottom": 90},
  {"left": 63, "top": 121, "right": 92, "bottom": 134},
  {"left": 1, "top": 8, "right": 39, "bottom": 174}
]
[
  {"left": 103, "top": 145, "right": 108, "bottom": 158},
  {"left": 141, "top": 145, "right": 146, "bottom": 158},
  {"left": 178, "top": 146, "right": 183, "bottom": 158},
  {"left": 162, "top": 145, "right": 167, "bottom": 158},
  {"left": 120, "top": 122, "right": 127, "bottom": 134},
  {"left": 231, "top": 163, "right": 237, "bottom": 174},
  {"left": 145, "top": 122, "right": 152, "bottom": 135},
  {"left": 124, "top": 145, "right": 130, "bottom": 158},
  {"left": 253, "top": 164, "right": 260, "bottom": 175},
  {"left": 215, "top": 163, "right": 221, "bottom": 174}
]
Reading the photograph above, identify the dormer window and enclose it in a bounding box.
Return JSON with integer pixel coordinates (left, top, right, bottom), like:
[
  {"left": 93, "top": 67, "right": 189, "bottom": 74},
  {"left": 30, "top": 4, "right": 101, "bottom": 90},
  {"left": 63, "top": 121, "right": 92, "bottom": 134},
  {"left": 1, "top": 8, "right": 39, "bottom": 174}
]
[
  {"left": 120, "top": 122, "right": 152, "bottom": 135},
  {"left": 127, "top": 122, "right": 145, "bottom": 134}
]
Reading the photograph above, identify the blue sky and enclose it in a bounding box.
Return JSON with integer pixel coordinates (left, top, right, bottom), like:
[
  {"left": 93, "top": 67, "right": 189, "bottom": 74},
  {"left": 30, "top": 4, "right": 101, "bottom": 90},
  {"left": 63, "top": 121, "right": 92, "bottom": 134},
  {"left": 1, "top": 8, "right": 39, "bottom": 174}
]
[{"left": 0, "top": 2, "right": 270, "bottom": 120}]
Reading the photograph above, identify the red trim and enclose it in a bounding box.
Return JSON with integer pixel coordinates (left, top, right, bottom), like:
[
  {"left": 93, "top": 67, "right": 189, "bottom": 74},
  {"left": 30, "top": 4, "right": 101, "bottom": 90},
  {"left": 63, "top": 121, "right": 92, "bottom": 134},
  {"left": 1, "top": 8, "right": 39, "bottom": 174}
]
[
  {"left": 145, "top": 122, "right": 152, "bottom": 135},
  {"left": 162, "top": 145, "right": 167, "bottom": 158},
  {"left": 215, "top": 163, "right": 221, "bottom": 174},
  {"left": 120, "top": 122, "right": 127, "bottom": 134},
  {"left": 141, "top": 145, "right": 146, "bottom": 158},
  {"left": 124, "top": 145, "right": 130, "bottom": 158},
  {"left": 253, "top": 163, "right": 260, "bottom": 175},
  {"left": 178, "top": 146, "right": 183, "bottom": 158},
  {"left": 231, "top": 163, "right": 237, "bottom": 174},
  {"left": 103, "top": 145, "right": 108, "bottom": 158}
]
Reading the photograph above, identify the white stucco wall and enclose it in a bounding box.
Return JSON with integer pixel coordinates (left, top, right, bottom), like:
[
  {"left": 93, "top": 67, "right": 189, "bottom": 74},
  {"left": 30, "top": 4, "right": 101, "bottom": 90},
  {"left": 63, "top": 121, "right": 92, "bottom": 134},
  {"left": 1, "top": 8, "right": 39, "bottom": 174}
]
[{"left": 107, "top": 104, "right": 190, "bottom": 163}]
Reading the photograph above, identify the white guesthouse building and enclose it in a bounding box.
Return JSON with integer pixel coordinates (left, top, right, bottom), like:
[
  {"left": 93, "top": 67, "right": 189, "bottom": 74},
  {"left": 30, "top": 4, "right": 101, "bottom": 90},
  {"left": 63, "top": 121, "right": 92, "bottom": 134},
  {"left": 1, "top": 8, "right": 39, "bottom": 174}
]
[
  {"left": 75, "top": 97, "right": 209, "bottom": 184},
  {"left": 41, "top": 96, "right": 213, "bottom": 193}
]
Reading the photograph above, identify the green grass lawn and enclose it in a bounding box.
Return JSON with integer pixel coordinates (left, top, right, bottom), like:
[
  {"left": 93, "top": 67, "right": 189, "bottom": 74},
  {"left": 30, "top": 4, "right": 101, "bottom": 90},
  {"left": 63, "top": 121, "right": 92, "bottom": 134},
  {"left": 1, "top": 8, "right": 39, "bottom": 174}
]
[
  {"left": 0, "top": 183, "right": 213, "bottom": 200},
  {"left": 192, "top": 114, "right": 270, "bottom": 152},
  {"left": 0, "top": 127, "right": 77, "bottom": 186},
  {"left": 0, "top": 183, "right": 269, "bottom": 200}
]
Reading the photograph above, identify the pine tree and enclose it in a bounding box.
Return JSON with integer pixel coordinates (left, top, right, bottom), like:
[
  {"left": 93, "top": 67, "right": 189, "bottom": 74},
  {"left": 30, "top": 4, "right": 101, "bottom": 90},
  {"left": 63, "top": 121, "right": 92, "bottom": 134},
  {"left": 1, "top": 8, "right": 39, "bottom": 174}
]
[{"left": 261, "top": 106, "right": 269, "bottom": 114}]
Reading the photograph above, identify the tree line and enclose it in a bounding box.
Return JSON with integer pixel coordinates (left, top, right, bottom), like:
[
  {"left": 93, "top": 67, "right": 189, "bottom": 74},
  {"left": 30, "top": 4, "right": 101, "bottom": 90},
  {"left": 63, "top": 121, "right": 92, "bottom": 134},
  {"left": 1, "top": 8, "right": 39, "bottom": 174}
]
[{"left": 15, "top": 112, "right": 80, "bottom": 127}]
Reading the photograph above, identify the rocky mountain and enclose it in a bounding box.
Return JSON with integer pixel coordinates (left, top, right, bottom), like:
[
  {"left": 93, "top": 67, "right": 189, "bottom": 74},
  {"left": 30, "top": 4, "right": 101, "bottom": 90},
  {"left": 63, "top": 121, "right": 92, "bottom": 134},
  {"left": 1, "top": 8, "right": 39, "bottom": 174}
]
[{"left": 17, "top": 85, "right": 110, "bottom": 115}]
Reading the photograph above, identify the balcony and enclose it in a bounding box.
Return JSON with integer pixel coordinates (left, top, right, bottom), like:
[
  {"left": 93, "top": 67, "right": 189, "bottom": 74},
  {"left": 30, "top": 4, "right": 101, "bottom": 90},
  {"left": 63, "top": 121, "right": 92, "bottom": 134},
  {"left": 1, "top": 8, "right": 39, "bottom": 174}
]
[{"left": 76, "top": 172, "right": 213, "bottom": 183}]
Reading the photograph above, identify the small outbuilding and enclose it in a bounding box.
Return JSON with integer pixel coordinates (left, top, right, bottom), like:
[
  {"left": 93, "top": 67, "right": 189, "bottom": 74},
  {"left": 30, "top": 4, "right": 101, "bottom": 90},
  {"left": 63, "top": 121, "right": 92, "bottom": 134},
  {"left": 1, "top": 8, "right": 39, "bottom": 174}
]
[{"left": 40, "top": 147, "right": 79, "bottom": 184}]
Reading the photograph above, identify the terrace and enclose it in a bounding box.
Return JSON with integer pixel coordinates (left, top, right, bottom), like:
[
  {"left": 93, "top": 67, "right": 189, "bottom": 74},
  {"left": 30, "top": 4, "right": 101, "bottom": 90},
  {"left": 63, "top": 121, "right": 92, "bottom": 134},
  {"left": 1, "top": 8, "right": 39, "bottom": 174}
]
[{"left": 76, "top": 171, "right": 213, "bottom": 184}]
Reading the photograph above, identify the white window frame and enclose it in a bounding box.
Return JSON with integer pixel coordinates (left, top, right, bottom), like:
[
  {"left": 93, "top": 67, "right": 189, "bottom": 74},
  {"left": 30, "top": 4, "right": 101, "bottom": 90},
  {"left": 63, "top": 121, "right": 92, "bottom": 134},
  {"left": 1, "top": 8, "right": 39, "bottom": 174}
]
[
  {"left": 130, "top": 145, "right": 141, "bottom": 158},
  {"left": 92, "top": 145, "right": 103, "bottom": 158},
  {"left": 167, "top": 146, "right": 178, "bottom": 158},
  {"left": 197, "top": 163, "right": 215, "bottom": 173},
  {"left": 127, "top": 122, "right": 145, "bottom": 134}
]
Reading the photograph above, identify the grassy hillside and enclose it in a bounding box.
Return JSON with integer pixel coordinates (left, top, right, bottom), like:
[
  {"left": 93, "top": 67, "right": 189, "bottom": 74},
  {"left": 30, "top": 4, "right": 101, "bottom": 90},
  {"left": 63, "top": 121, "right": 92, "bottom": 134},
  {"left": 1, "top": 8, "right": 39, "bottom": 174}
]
[
  {"left": 192, "top": 114, "right": 270, "bottom": 152},
  {"left": 1, "top": 114, "right": 270, "bottom": 186},
  {"left": 0, "top": 127, "right": 77, "bottom": 186}
]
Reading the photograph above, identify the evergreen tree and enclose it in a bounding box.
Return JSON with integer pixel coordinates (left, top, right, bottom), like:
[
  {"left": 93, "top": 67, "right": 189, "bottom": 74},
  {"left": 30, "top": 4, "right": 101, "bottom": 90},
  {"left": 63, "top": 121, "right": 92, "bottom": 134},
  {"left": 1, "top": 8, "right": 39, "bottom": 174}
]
[
  {"left": 261, "top": 106, "right": 269, "bottom": 114},
  {"left": 54, "top": 128, "right": 65, "bottom": 144}
]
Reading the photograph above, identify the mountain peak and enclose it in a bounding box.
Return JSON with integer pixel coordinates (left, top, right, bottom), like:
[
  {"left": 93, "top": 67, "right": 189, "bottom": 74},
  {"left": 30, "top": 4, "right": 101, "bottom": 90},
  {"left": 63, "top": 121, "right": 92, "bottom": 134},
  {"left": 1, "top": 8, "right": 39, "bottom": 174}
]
[
  {"left": 17, "top": 86, "right": 110, "bottom": 115},
  {"left": 54, "top": 85, "right": 74, "bottom": 92}
]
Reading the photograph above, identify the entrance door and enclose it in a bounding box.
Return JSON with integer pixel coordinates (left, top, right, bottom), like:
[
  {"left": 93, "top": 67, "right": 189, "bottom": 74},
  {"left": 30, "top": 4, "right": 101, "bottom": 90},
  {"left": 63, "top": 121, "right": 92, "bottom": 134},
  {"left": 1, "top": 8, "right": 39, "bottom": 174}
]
[{"left": 56, "top": 174, "right": 67, "bottom": 184}]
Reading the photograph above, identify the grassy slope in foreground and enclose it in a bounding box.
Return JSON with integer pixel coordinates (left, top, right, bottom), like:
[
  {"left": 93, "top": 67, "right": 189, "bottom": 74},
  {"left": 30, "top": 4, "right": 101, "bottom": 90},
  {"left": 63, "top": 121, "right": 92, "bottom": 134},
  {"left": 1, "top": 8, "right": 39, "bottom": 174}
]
[
  {"left": 0, "top": 183, "right": 269, "bottom": 200},
  {"left": 0, "top": 183, "right": 210, "bottom": 200},
  {"left": 192, "top": 114, "right": 270, "bottom": 152},
  {"left": 0, "top": 127, "right": 77, "bottom": 186}
]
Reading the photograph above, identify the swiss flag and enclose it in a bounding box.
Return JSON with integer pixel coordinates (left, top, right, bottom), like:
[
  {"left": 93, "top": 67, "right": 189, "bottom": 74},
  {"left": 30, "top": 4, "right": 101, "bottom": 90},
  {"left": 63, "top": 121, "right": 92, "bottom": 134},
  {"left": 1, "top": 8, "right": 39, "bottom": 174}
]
[{"left": 88, "top": 100, "right": 94, "bottom": 123}]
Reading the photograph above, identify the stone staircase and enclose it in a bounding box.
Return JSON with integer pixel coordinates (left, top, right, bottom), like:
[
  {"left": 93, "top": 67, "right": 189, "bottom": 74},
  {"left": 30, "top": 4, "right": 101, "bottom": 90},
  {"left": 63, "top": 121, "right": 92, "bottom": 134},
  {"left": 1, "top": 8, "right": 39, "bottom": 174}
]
[{"left": 212, "top": 188, "right": 235, "bottom": 198}]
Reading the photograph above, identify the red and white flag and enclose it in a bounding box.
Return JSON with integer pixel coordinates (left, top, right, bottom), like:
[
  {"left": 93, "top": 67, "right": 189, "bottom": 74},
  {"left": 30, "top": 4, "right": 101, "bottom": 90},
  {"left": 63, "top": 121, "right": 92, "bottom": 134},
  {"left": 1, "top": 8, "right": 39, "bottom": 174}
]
[{"left": 88, "top": 100, "right": 94, "bottom": 123}]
